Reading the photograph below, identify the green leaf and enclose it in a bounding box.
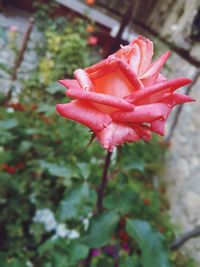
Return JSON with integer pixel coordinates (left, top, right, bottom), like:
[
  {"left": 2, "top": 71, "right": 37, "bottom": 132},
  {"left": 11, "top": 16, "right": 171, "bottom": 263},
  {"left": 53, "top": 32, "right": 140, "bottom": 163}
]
[
  {"left": 126, "top": 219, "right": 171, "bottom": 267},
  {"left": 69, "top": 243, "right": 89, "bottom": 265},
  {"left": 59, "top": 183, "right": 90, "bottom": 220},
  {"left": 0, "top": 256, "right": 26, "bottom": 267},
  {"left": 96, "top": 258, "right": 113, "bottom": 267},
  {"left": 46, "top": 82, "right": 65, "bottom": 94},
  {"left": 40, "top": 161, "right": 72, "bottom": 177},
  {"left": 104, "top": 187, "right": 138, "bottom": 215},
  {"left": 119, "top": 255, "right": 140, "bottom": 267},
  {"left": 0, "top": 130, "right": 14, "bottom": 144},
  {"left": 124, "top": 161, "right": 145, "bottom": 172},
  {"left": 25, "top": 128, "right": 41, "bottom": 135},
  {"left": 52, "top": 254, "right": 69, "bottom": 267},
  {"left": 82, "top": 211, "right": 119, "bottom": 248},
  {"left": 37, "top": 104, "right": 55, "bottom": 115},
  {"left": 38, "top": 239, "right": 55, "bottom": 256},
  {"left": 18, "top": 141, "right": 32, "bottom": 153},
  {"left": 0, "top": 118, "right": 18, "bottom": 130},
  {"left": 77, "top": 162, "right": 90, "bottom": 180}
]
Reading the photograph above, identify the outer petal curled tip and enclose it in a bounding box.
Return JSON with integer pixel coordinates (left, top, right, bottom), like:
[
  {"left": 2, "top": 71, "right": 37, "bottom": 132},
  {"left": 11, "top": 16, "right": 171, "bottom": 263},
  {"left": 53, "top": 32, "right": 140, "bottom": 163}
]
[
  {"left": 111, "top": 103, "right": 171, "bottom": 123},
  {"left": 160, "top": 93, "right": 195, "bottom": 105},
  {"left": 141, "top": 50, "right": 171, "bottom": 80},
  {"left": 125, "top": 77, "right": 192, "bottom": 104},
  {"left": 74, "top": 69, "right": 94, "bottom": 91},
  {"left": 66, "top": 88, "right": 135, "bottom": 111},
  {"left": 85, "top": 58, "right": 108, "bottom": 73},
  {"left": 96, "top": 122, "right": 140, "bottom": 152},
  {"left": 56, "top": 100, "right": 112, "bottom": 132},
  {"left": 59, "top": 79, "right": 81, "bottom": 89},
  {"left": 151, "top": 120, "right": 166, "bottom": 136}
]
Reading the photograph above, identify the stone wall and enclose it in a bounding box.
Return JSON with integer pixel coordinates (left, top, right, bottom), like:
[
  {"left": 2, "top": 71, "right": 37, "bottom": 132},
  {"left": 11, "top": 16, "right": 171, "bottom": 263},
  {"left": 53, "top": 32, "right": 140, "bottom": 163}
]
[
  {"left": 139, "top": 0, "right": 200, "bottom": 63},
  {"left": 163, "top": 73, "right": 200, "bottom": 263},
  {"left": 144, "top": 4, "right": 200, "bottom": 262},
  {"left": 134, "top": 1, "right": 200, "bottom": 262},
  {"left": 0, "top": 8, "right": 41, "bottom": 98}
]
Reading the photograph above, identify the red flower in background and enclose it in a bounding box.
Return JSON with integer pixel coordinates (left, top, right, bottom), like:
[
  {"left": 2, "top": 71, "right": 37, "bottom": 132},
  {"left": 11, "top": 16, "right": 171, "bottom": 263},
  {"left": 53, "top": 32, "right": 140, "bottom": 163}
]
[
  {"left": 56, "top": 36, "right": 193, "bottom": 151},
  {"left": 143, "top": 198, "right": 151, "bottom": 205},
  {"left": 86, "top": 0, "right": 95, "bottom": 6},
  {"left": 88, "top": 36, "right": 98, "bottom": 45},
  {"left": 2, "top": 162, "right": 25, "bottom": 174},
  {"left": 86, "top": 24, "right": 95, "bottom": 33},
  {"left": 9, "top": 102, "right": 25, "bottom": 112},
  {"left": 2, "top": 164, "right": 17, "bottom": 174}
]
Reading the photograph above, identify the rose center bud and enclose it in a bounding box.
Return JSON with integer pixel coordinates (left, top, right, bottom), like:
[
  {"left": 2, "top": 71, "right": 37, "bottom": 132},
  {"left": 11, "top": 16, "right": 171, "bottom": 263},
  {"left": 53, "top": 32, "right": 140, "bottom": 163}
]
[{"left": 91, "top": 69, "right": 135, "bottom": 113}]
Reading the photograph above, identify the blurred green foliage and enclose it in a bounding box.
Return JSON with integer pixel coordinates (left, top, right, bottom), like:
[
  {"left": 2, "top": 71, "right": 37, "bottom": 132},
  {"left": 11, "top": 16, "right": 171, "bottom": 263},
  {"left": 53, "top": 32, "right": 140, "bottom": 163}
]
[
  {"left": 38, "top": 18, "right": 99, "bottom": 85},
  {"left": 0, "top": 2, "right": 197, "bottom": 267}
]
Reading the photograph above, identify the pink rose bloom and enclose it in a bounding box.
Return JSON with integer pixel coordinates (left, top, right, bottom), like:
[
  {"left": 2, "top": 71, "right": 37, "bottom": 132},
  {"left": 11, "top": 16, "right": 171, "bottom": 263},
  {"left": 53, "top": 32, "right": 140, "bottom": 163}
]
[{"left": 56, "top": 36, "right": 193, "bottom": 151}]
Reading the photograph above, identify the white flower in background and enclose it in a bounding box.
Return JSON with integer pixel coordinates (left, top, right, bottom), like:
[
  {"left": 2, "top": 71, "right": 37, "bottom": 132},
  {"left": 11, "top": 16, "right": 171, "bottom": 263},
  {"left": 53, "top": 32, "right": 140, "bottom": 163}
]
[
  {"left": 33, "top": 208, "right": 57, "bottom": 232},
  {"left": 67, "top": 229, "right": 80, "bottom": 239},
  {"left": 29, "top": 193, "right": 36, "bottom": 204},
  {"left": 56, "top": 223, "right": 69, "bottom": 238},
  {"left": 6, "top": 107, "right": 14, "bottom": 113},
  {"left": 82, "top": 218, "right": 89, "bottom": 231},
  {"left": 26, "top": 261, "right": 33, "bottom": 267},
  {"left": 54, "top": 224, "right": 80, "bottom": 239},
  {"left": 33, "top": 209, "right": 80, "bottom": 240},
  {"left": 91, "top": 157, "right": 97, "bottom": 164},
  {"left": 81, "top": 212, "right": 92, "bottom": 231}
]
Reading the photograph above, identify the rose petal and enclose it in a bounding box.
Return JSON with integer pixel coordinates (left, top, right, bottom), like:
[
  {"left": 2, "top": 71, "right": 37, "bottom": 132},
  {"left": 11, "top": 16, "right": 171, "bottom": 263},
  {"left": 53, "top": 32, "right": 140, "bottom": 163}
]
[
  {"left": 92, "top": 69, "right": 136, "bottom": 98},
  {"left": 85, "top": 58, "right": 108, "bottom": 74},
  {"left": 59, "top": 79, "right": 81, "bottom": 89},
  {"left": 86, "top": 57, "right": 142, "bottom": 92},
  {"left": 140, "top": 51, "right": 171, "bottom": 80},
  {"left": 160, "top": 93, "right": 195, "bottom": 106},
  {"left": 125, "top": 78, "right": 192, "bottom": 104},
  {"left": 66, "top": 88, "right": 135, "bottom": 111},
  {"left": 114, "top": 44, "right": 133, "bottom": 64},
  {"left": 157, "top": 73, "right": 167, "bottom": 82},
  {"left": 132, "top": 124, "right": 152, "bottom": 141},
  {"left": 134, "top": 35, "right": 154, "bottom": 75},
  {"left": 56, "top": 100, "right": 112, "bottom": 132},
  {"left": 74, "top": 69, "right": 95, "bottom": 91},
  {"left": 96, "top": 122, "right": 140, "bottom": 151},
  {"left": 151, "top": 120, "right": 166, "bottom": 136},
  {"left": 128, "top": 43, "right": 141, "bottom": 75},
  {"left": 111, "top": 103, "right": 171, "bottom": 123},
  {"left": 114, "top": 58, "right": 142, "bottom": 90}
]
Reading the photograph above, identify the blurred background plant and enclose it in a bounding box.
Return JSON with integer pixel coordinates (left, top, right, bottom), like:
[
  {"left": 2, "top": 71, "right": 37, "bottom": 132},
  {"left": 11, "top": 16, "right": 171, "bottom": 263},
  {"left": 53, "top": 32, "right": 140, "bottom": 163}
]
[{"left": 0, "top": 1, "right": 197, "bottom": 267}]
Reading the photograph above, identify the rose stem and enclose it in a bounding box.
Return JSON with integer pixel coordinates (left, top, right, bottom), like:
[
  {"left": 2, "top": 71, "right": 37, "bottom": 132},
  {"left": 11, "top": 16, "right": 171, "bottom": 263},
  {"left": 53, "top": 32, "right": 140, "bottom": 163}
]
[
  {"left": 84, "top": 150, "right": 113, "bottom": 267},
  {"left": 97, "top": 150, "right": 112, "bottom": 212}
]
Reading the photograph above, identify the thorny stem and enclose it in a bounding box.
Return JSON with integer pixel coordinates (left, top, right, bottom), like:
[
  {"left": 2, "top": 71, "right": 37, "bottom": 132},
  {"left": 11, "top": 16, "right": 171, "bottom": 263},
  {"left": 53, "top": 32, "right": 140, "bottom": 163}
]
[{"left": 84, "top": 150, "right": 112, "bottom": 267}]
